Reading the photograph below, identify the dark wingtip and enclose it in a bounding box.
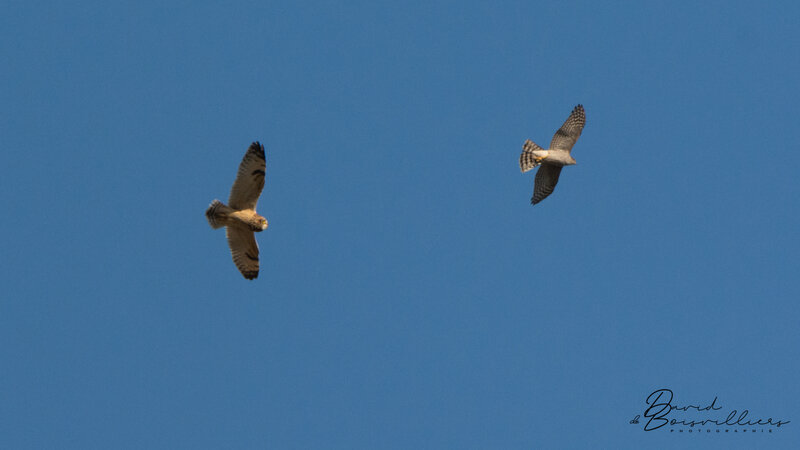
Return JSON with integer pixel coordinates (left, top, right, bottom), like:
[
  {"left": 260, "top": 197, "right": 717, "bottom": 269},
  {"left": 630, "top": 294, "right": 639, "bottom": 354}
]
[
  {"left": 242, "top": 270, "right": 259, "bottom": 280},
  {"left": 249, "top": 141, "right": 265, "bottom": 159}
]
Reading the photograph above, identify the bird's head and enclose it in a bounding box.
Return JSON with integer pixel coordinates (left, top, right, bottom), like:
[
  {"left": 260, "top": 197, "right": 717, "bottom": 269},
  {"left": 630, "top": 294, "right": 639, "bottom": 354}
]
[{"left": 250, "top": 216, "right": 268, "bottom": 232}]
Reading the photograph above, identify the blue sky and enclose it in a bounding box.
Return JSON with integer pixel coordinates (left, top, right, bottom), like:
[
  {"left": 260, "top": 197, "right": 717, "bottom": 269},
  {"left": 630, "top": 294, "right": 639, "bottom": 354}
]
[{"left": 1, "top": 1, "right": 799, "bottom": 448}]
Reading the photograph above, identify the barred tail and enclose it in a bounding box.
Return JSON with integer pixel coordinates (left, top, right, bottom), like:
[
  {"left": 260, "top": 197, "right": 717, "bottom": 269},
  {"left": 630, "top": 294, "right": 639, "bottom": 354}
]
[
  {"left": 520, "top": 139, "right": 544, "bottom": 172},
  {"left": 205, "top": 200, "right": 229, "bottom": 229}
]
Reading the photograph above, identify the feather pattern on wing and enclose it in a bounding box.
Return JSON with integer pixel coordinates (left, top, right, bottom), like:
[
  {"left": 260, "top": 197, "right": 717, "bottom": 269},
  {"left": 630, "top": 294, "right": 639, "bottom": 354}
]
[
  {"left": 226, "top": 226, "right": 260, "bottom": 280},
  {"left": 531, "top": 165, "right": 563, "bottom": 205},
  {"left": 549, "top": 104, "right": 586, "bottom": 152},
  {"left": 228, "top": 142, "right": 266, "bottom": 210}
]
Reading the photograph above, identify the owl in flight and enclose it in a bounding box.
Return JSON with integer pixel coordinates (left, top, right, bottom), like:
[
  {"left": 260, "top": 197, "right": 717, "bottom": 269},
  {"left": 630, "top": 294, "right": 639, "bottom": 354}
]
[
  {"left": 520, "top": 104, "right": 586, "bottom": 205},
  {"left": 206, "top": 142, "right": 269, "bottom": 280}
]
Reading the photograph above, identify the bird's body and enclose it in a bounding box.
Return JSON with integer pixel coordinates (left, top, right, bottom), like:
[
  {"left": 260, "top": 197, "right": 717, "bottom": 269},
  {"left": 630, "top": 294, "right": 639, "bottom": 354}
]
[
  {"left": 208, "top": 203, "right": 268, "bottom": 232},
  {"left": 230, "top": 210, "right": 269, "bottom": 232},
  {"left": 527, "top": 149, "right": 576, "bottom": 167},
  {"left": 206, "top": 142, "right": 268, "bottom": 280},
  {"left": 520, "top": 104, "right": 586, "bottom": 205}
]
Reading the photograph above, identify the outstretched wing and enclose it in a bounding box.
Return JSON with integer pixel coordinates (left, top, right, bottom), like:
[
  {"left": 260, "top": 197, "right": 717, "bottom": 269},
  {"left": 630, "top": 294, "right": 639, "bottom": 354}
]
[
  {"left": 226, "top": 226, "right": 260, "bottom": 280},
  {"left": 228, "top": 142, "right": 266, "bottom": 210},
  {"left": 531, "top": 165, "right": 563, "bottom": 205},
  {"left": 549, "top": 104, "right": 585, "bottom": 152}
]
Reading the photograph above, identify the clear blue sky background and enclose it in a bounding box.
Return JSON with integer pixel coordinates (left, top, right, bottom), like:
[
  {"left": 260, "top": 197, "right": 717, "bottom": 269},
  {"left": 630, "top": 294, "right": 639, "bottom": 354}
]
[{"left": 1, "top": 1, "right": 798, "bottom": 448}]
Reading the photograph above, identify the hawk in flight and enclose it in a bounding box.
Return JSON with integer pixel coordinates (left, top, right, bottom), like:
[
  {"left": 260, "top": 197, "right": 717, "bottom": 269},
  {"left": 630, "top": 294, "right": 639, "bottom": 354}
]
[
  {"left": 520, "top": 104, "right": 586, "bottom": 205},
  {"left": 206, "top": 142, "right": 269, "bottom": 280}
]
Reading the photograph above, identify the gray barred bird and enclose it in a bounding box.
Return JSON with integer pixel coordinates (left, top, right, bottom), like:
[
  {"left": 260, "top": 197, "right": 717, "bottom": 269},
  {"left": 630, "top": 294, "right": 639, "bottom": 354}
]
[
  {"left": 206, "top": 142, "right": 269, "bottom": 280},
  {"left": 520, "top": 104, "right": 586, "bottom": 205}
]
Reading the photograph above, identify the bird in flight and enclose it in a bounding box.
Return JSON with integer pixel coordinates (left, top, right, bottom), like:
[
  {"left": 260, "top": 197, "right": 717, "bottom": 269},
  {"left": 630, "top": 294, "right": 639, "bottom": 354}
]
[
  {"left": 205, "top": 142, "right": 268, "bottom": 280},
  {"left": 520, "top": 104, "right": 586, "bottom": 205}
]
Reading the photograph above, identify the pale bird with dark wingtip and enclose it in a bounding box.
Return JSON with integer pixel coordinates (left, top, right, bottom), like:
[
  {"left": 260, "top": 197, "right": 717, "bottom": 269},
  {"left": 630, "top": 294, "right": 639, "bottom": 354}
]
[
  {"left": 206, "top": 142, "right": 269, "bottom": 280},
  {"left": 520, "top": 104, "right": 586, "bottom": 205}
]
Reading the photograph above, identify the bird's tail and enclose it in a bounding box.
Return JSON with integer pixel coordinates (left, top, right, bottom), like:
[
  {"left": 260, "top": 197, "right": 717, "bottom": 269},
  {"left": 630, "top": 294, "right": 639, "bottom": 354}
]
[
  {"left": 205, "top": 200, "right": 232, "bottom": 229},
  {"left": 520, "top": 139, "right": 545, "bottom": 172}
]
